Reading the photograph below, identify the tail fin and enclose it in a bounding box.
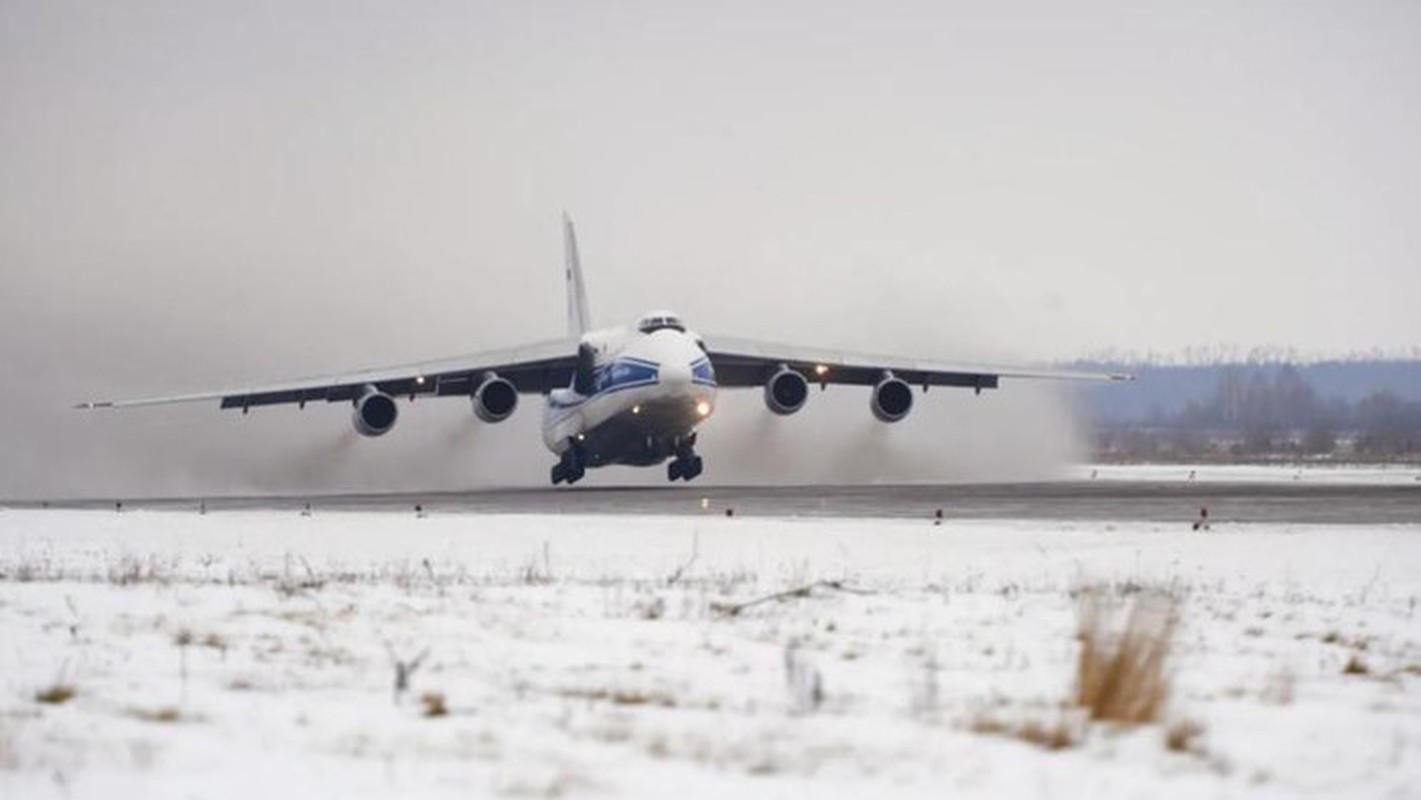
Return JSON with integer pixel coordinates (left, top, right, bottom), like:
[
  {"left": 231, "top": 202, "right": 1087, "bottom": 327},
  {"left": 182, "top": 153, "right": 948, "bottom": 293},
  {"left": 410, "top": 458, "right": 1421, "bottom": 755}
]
[{"left": 563, "top": 212, "right": 592, "bottom": 337}]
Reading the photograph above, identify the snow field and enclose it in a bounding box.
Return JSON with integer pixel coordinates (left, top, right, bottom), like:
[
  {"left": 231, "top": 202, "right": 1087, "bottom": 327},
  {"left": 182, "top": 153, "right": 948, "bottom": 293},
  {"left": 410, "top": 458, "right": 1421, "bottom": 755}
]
[{"left": 2, "top": 509, "right": 1419, "bottom": 798}]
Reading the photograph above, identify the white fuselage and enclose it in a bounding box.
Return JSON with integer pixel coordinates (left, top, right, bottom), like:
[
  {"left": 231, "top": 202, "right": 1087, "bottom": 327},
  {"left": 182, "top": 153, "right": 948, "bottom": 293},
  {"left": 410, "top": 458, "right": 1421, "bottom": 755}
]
[{"left": 541, "top": 315, "right": 716, "bottom": 468}]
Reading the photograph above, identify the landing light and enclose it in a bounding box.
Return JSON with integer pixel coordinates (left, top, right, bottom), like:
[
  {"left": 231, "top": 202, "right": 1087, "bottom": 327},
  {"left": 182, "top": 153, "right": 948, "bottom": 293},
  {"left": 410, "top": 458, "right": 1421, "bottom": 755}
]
[
  {"left": 415, "top": 375, "right": 426, "bottom": 385},
  {"left": 815, "top": 364, "right": 829, "bottom": 376},
  {"left": 696, "top": 401, "right": 712, "bottom": 417},
  {"left": 632, "top": 405, "right": 641, "bottom": 415}
]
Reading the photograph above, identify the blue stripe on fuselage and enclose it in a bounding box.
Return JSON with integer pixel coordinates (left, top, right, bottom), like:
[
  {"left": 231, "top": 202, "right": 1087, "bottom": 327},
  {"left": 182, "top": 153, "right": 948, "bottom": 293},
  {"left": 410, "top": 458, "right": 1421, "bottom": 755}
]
[
  {"left": 595, "top": 359, "right": 658, "bottom": 394},
  {"left": 548, "top": 357, "right": 662, "bottom": 409},
  {"left": 691, "top": 357, "right": 716, "bottom": 387}
]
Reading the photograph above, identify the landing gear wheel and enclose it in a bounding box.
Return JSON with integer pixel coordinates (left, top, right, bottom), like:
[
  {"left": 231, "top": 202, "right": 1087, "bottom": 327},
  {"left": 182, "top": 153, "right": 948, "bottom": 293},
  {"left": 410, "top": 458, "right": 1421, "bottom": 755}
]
[{"left": 667, "top": 453, "right": 704, "bottom": 482}]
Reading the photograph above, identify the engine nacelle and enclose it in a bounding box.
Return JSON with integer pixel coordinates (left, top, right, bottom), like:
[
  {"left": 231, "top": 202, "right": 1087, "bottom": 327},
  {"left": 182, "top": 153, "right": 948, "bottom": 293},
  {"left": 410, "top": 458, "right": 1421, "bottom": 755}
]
[
  {"left": 764, "top": 366, "right": 809, "bottom": 415},
  {"left": 353, "top": 387, "right": 398, "bottom": 437},
  {"left": 573, "top": 342, "right": 596, "bottom": 396},
  {"left": 472, "top": 373, "right": 519, "bottom": 423},
  {"left": 871, "top": 373, "right": 914, "bottom": 423}
]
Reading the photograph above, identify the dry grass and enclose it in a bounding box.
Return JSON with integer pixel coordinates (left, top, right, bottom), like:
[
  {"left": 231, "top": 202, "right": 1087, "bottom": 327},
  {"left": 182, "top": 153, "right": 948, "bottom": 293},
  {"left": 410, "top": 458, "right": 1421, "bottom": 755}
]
[
  {"left": 559, "top": 687, "right": 679, "bottom": 708},
  {"left": 968, "top": 710, "right": 1079, "bottom": 751},
  {"left": 108, "top": 555, "right": 171, "bottom": 586},
  {"left": 963, "top": 583, "right": 1180, "bottom": 750},
  {"left": 130, "top": 706, "right": 183, "bottom": 723},
  {"left": 34, "top": 683, "right": 77, "bottom": 705},
  {"left": 1017, "top": 718, "right": 1078, "bottom": 750},
  {"left": 1073, "top": 586, "right": 1177, "bottom": 725},
  {"left": 1342, "top": 654, "right": 1369, "bottom": 675},
  {"left": 1164, "top": 718, "right": 1206, "bottom": 753},
  {"left": 967, "top": 712, "right": 1012, "bottom": 737},
  {"left": 419, "top": 691, "right": 448, "bottom": 718},
  {"left": 518, "top": 541, "right": 554, "bottom": 585}
]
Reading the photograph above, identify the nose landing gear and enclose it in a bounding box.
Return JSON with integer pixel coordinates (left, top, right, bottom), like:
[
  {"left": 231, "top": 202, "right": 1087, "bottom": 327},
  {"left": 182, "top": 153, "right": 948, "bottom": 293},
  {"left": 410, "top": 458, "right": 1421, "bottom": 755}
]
[{"left": 551, "top": 442, "right": 587, "bottom": 486}]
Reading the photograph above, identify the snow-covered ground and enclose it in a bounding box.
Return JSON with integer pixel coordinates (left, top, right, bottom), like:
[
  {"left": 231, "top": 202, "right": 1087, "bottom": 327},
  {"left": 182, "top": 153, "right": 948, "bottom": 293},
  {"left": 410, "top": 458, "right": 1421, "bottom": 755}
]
[
  {"left": 2, "top": 509, "right": 1419, "bottom": 798},
  {"left": 1076, "top": 462, "right": 1421, "bottom": 486}
]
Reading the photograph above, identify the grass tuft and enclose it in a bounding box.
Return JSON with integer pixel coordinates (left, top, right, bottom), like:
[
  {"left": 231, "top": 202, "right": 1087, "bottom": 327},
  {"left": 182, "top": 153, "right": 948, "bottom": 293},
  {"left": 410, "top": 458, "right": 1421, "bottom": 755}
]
[
  {"left": 419, "top": 691, "right": 448, "bottom": 718},
  {"left": 1017, "top": 718, "right": 1078, "bottom": 751},
  {"left": 1164, "top": 718, "right": 1206, "bottom": 753},
  {"left": 1073, "top": 586, "right": 1177, "bottom": 725},
  {"left": 968, "top": 710, "right": 1080, "bottom": 750},
  {"left": 558, "top": 687, "right": 678, "bottom": 708},
  {"left": 34, "top": 683, "right": 77, "bottom": 705},
  {"left": 108, "top": 555, "right": 170, "bottom": 586},
  {"left": 130, "top": 706, "right": 183, "bottom": 723},
  {"left": 1342, "top": 654, "right": 1369, "bottom": 675}
]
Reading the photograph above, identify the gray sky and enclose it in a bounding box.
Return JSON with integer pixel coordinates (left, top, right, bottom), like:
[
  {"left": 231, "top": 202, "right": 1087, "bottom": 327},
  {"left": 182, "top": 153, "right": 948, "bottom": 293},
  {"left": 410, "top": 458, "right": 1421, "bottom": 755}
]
[{"left": 2, "top": 1, "right": 1418, "bottom": 498}]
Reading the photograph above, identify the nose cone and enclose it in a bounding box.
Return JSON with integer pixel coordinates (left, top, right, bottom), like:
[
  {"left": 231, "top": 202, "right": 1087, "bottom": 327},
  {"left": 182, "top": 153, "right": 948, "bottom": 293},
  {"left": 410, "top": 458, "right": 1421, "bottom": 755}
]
[
  {"left": 661, "top": 360, "right": 692, "bottom": 387},
  {"left": 642, "top": 330, "right": 702, "bottom": 390}
]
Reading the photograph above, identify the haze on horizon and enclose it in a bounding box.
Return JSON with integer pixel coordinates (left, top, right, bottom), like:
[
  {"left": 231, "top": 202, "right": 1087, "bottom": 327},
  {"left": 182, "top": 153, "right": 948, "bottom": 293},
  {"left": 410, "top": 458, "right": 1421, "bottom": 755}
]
[{"left": 2, "top": 1, "right": 1418, "bottom": 499}]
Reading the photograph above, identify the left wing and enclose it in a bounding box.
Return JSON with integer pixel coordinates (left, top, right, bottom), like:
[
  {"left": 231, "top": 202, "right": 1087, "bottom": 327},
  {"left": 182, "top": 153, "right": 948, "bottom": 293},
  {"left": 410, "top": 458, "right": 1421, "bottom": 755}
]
[
  {"left": 701, "top": 334, "right": 1131, "bottom": 392},
  {"left": 76, "top": 338, "right": 579, "bottom": 411}
]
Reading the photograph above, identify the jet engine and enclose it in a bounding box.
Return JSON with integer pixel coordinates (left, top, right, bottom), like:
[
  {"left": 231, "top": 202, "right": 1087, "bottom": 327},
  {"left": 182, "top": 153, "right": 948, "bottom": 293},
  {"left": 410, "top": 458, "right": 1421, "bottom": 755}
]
[
  {"left": 764, "top": 366, "right": 809, "bottom": 415},
  {"left": 870, "top": 373, "right": 914, "bottom": 422},
  {"left": 472, "top": 373, "right": 519, "bottom": 423},
  {"left": 352, "top": 387, "right": 398, "bottom": 437},
  {"left": 573, "top": 342, "right": 596, "bottom": 396}
]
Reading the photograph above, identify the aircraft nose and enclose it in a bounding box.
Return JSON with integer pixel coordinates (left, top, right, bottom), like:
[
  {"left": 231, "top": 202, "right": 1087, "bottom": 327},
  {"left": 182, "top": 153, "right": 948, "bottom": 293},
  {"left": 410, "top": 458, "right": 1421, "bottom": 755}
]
[
  {"left": 660, "top": 358, "right": 692, "bottom": 387},
  {"left": 645, "top": 332, "right": 703, "bottom": 391}
]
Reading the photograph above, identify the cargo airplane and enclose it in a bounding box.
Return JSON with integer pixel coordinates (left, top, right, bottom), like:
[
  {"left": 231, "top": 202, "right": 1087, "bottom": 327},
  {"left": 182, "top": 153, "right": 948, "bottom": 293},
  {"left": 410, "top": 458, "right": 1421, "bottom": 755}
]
[{"left": 78, "top": 216, "right": 1129, "bottom": 484}]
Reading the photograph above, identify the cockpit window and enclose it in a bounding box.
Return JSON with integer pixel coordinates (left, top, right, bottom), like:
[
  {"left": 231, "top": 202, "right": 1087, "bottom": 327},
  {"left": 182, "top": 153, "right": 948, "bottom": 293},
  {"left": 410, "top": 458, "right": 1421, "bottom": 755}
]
[{"left": 637, "top": 314, "right": 685, "bottom": 333}]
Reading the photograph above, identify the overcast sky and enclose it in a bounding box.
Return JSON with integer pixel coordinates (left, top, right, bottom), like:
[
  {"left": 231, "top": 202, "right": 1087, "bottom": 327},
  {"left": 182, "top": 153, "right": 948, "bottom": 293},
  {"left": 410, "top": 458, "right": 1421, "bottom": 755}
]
[{"left": 2, "top": 1, "right": 1418, "bottom": 498}]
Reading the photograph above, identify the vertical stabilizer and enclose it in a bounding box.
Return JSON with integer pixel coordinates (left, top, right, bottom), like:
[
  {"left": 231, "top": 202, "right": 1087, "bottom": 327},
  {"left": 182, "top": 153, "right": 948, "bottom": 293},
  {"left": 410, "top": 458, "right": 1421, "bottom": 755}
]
[{"left": 564, "top": 213, "right": 592, "bottom": 337}]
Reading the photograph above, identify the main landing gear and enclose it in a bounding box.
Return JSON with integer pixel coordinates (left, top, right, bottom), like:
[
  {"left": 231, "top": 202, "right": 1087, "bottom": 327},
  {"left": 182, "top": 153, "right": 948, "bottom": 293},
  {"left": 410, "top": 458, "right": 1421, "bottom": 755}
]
[
  {"left": 667, "top": 443, "right": 703, "bottom": 482},
  {"left": 551, "top": 443, "right": 586, "bottom": 486}
]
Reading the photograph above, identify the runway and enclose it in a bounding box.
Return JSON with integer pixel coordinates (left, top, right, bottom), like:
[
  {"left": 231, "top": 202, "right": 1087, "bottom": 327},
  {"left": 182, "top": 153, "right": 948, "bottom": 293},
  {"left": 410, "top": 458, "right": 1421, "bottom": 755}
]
[{"left": 24, "top": 481, "right": 1421, "bottom": 525}]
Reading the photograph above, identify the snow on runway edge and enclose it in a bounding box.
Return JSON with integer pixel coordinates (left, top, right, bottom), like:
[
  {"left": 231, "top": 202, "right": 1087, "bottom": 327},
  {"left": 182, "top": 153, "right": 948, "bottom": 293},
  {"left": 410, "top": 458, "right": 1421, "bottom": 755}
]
[{"left": 2, "top": 509, "right": 1419, "bottom": 799}]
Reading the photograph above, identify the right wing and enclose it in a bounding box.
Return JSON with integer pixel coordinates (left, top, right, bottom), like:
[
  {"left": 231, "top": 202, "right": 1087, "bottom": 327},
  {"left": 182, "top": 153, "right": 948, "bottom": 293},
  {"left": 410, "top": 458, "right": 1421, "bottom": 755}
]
[
  {"left": 75, "top": 338, "right": 579, "bottom": 411},
  {"left": 702, "top": 333, "right": 1131, "bottom": 391}
]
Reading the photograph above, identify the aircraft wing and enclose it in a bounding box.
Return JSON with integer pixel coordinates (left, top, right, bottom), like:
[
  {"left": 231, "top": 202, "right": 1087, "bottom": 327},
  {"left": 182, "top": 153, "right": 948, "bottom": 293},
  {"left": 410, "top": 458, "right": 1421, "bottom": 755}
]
[
  {"left": 701, "top": 334, "right": 1131, "bottom": 392},
  {"left": 75, "top": 338, "right": 580, "bottom": 411}
]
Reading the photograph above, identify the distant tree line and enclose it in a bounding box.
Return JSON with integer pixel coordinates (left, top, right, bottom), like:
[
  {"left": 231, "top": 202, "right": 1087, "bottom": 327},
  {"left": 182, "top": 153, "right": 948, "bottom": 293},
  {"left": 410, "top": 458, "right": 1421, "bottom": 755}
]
[
  {"left": 1093, "top": 364, "right": 1421, "bottom": 462},
  {"left": 1080, "top": 344, "right": 1421, "bottom": 367}
]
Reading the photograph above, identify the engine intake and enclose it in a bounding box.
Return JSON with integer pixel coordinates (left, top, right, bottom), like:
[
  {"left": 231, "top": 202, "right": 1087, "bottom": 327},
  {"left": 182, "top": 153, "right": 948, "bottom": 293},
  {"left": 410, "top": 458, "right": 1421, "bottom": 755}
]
[
  {"left": 871, "top": 373, "right": 913, "bottom": 423},
  {"left": 473, "top": 373, "right": 518, "bottom": 423},
  {"left": 764, "top": 366, "right": 809, "bottom": 415},
  {"left": 353, "top": 387, "right": 398, "bottom": 437}
]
